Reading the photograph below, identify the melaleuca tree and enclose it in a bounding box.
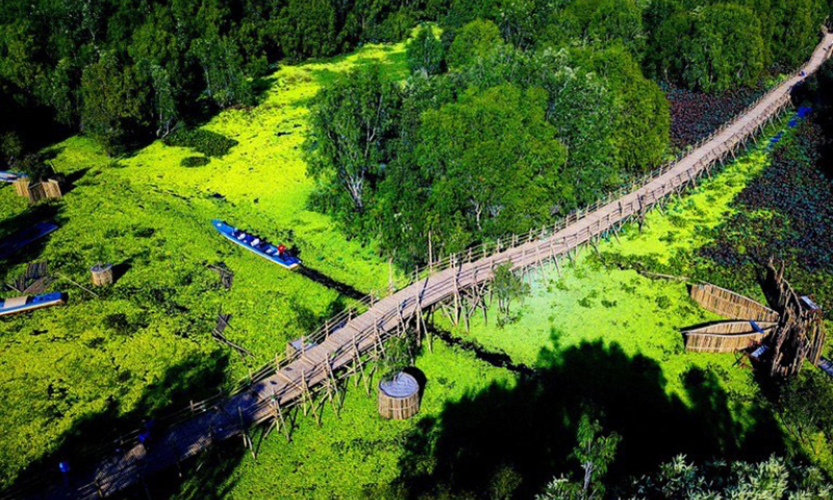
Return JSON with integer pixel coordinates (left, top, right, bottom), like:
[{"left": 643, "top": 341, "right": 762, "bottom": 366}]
[
  {"left": 776, "top": 369, "right": 833, "bottom": 456},
  {"left": 537, "top": 416, "right": 621, "bottom": 500},
  {"left": 770, "top": 0, "right": 828, "bottom": 69},
  {"left": 527, "top": 49, "right": 618, "bottom": 205},
  {"left": 564, "top": 0, "right": 646, "bottom": 58},
  {"left": 306, "top": 64, "right": 402, "bottom": 219},
  {"left": 277, "top": 0, "right": 338, "bottom": 60},
  {"left": 649, "top": 3, "right": 766, "bottom": 92},
  {"left": 492, "top": 262, "right": 530, "bottom": 325},
  {"left": 150, "top": 64, "right": 178, "bottom": 138},
  {"left": 80, "top": 51, "right": 143, "bottom": 155},
  {"left": 407, "top": 25, "right": 445, "bottom": 75},
  {"left": 190, "top": 30, "right": 252, "bottom": 109}
]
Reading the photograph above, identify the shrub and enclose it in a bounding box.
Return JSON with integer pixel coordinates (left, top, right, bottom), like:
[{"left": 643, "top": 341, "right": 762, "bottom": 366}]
[
  {"left": 180, "top": 156, "right": 210, "bottom": 167},
  {"left": 163, "top": 128, "right": 238, "bottom": 157}
]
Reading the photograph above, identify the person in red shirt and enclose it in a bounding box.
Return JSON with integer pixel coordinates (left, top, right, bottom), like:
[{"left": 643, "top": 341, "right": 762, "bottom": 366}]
[{"left": 277, "top": 244, "right": 287, "bottom": 257}]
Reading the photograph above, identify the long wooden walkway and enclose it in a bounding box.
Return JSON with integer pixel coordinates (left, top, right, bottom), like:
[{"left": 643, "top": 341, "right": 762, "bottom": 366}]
[{"left": 8, "top": 31, "right": 833, "bottom": 500}]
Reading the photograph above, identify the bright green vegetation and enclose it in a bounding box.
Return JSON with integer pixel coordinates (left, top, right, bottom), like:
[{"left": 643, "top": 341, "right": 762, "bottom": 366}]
[
  {"left": 0, "top": 40, "right": 409, "bottom": 488},
  {"left": 442, "top": 143, "right": 777, "bottom": 398},
  {"left": 180, "top": 341, "right": 514, "bottom": 499}
]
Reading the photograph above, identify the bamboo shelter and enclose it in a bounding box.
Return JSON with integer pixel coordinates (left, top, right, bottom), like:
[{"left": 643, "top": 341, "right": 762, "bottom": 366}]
[{"left": 378, "top": 372, "right": 420, "bottom": 420}]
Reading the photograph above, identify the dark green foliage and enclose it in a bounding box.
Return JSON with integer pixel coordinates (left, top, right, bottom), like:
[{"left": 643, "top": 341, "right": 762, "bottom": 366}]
[
  {"left": 306, "top": 64, "right": 402, "bottom": 218},
  {"left": 562, "top": 0, "right": 646, "bottom": 57},
  {"left": 180, "top": 156, "right": 210, "bottom": 168},
  {"left": 645, "top": 0, "right": 829, "bottom": 91},
  {"left": 407, "top": 26, "right": 445, "bottom": 75},
  {"left": 649, "top": 4, "right": 765, "bottom": 92},
  {"left": 447, "top": 19, "right": 503, "bottom": 69},
  {"left": 163, "top": 129, "right": 238, "bottom": 158},
  {"left": 381, "top": 84, "right": 568, "bottom": 259},
  {"left": 574, "top": 45, "right": 670, "bottom": 172},
  {"left": 0, "top": 0, "right": 429, "bottom": 156},
  {"left": 769, "top": 0, "right": 828, "bottom": 69},
  {"left": 80, "top": 51, "right": 144, "bottom": 155},
  {"left": 277, "top": 0, "right": 338, "bottom": 60}
]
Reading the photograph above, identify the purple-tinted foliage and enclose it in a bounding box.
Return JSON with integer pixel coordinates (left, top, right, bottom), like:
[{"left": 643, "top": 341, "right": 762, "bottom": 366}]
[
  {"left": 700, "top": 122, "right": 833, "bottom": 274},
  {"left": 663, "top": 83, "right": 765, "bottom": 150}
]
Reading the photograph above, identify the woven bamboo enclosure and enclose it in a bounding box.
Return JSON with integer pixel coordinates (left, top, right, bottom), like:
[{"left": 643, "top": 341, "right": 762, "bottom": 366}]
[
  {"left": 90, "top": 263, "right": 114, "bottom": 287},
  {"left": 689, "top": 283, "right": 779, "bottom": 322},
  {"left": 377, "top": 372, "right": 420, "bottom": 420},
  {"left": 684, "top": 321, "right": 775, "bottom": 353}
]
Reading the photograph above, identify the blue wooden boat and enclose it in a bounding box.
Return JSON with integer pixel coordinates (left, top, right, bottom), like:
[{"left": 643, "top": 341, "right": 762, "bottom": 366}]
[
  {"left": 0, "top": 171, "right": 25, "bottom": 183},
  {"left": 0, "top": 291, "right": 67, "bottom": 317},
  {"left": 212, "top": 220, "right": 301, "bottom": 270}
]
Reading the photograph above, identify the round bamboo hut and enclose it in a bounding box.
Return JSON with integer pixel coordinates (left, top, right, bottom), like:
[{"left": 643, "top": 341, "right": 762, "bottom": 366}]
[
  {"left": 90, "top": 263, "right": 114, "bottom": 287},
  {"left": 378, "top": 372, "right": 420, "bottom": 420}
]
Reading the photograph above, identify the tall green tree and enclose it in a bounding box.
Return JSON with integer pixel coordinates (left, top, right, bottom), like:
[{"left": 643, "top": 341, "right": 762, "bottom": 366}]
[
  {"left": 277, "top": 0, "right": 338, "bottom": 60},
  {"left": 770, "top": 0, "right": 827, "bottom": 68},
  {"left": 407, "top": 25, "right": 445, "bottom": 75},
  {"left": 777, "top": 369, "right": 833, "bottom": 456},
  {"left": 80, "top": 51, "right": 143, "bottom": 154},
  {"left": 565, "top": 0, "right": 646, "bottom": 57},
  {"left": 649, "top": 3, "right": 766, "bottom": 92},
  {"left": 575, "top": 45, "right": 670, "bottom": 172},
  {"left": 492, "top": 262, "right": 530, "bottom": 325},
  {"left": 306, "top": 65, "right": 402, "bottom": 217},
  {"left": 538, "top": 416, "right": 621, "bottom": 500},
  {"left": 150, "top": 64, "right": 178, "bottom": 137},
  {"left": 413, "top": 84, "right": 568, "bottom": 253}
]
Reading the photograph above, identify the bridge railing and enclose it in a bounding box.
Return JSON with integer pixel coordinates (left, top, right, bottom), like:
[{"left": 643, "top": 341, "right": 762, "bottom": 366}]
[{"left": 5, "top": 32, "right": 830, "bottom": 500}]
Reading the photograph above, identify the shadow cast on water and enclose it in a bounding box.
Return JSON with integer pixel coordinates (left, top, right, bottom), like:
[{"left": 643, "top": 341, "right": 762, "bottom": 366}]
[
  {"left": 298, "top": 266, "right": 366, "bottom": 301},
  {"left": 386, "top": 336, "right": 784, "bottom": 499}
]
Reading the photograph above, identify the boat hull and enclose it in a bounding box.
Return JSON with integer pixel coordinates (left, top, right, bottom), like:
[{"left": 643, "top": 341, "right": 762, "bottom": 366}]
[
  {"left": 212, "top": 220, "right": 301, "bottom": 270},
  {"left": 0, "top": 292, "right": 67, "bottom": 317}
]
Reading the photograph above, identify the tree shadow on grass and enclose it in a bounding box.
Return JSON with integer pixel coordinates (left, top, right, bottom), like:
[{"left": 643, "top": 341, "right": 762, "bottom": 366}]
[
  {"left": 391, "top": 336, "right": 783, "bottom": 499},
  {"left": 0, "top": 203, "right": 65, "bottom": 278},
  {"left": 4, "top": 351, "right": 235, "bottom": 499}
]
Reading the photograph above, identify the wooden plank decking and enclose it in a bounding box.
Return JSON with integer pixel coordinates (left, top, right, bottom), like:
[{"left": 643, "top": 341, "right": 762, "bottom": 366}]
[{"left": 8, "top": 31, "right": 833, "bottom": 500}]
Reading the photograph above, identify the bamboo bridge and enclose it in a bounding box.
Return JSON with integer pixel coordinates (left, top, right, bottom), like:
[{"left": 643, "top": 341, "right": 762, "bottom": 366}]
[{"left": 6, "top": 31, "right": 833, "bottom": 500}]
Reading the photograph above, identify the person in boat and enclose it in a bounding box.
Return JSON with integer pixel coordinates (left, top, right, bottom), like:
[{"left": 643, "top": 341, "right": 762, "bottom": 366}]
[
  {"left": 251, "top": 237, "right": 261, "bottom": 247},
  {"left": 277, "top": 244, "right": 287, "bottom": 258}
]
